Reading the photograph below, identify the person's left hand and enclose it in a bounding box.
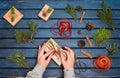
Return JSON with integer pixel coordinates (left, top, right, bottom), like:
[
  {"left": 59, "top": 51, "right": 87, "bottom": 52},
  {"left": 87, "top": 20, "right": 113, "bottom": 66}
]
[{"left": 37, "top": 43, "right": 54, "bottom": 68}]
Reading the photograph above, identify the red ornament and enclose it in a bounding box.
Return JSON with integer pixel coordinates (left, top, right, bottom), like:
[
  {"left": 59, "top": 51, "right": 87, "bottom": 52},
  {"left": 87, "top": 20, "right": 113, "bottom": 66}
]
[{"left": 50, "top": 19, "right": 72, "bottom": 38}]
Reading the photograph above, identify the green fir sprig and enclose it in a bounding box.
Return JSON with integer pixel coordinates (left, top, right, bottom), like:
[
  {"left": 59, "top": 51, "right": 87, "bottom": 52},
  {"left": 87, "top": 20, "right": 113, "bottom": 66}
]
[
  {"left": 97, "top": 0, "right": 115, "bottom": 30},
  {"left": 92, "top": 28, "right": 111, "bottom": 46},
  {"left": 65, "top": 4, "right": 77, "bottom": 21},
  {"left": 14, "top": 20, "right": 40, "bottom": 44},
  {"left": 10, "top": 7, "right": 15, "bottom": 14},
  {"left": 10, "top": 7, "right": 15, "bottom": 22},
  {"left": 6, "top": 50, "right": 29, "bottom": 68},
  {"left": 106, "top": 43, "right": 119, "bottom": 56},
  {"left": 14, "top": 30, "right": 24, "bottom": 44},
  {"left": 47, "top": 7, "right": 53, "bottom": 13},
  {"left": 49, "top": 40, "right": 61, "bottom": 54},
  {"left": 48, "top": 39, "right": 61, "bottom": 59}
]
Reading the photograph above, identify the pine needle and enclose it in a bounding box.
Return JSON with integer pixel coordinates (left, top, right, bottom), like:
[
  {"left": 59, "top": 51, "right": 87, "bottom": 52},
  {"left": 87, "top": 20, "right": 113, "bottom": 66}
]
[
  {"left": 92, "top": 28, "right": 111, "bottom": 46},
  {"left": 10, "top": 7, "right": 15, "bottom": 22},
  {"left": 97, "top": 0, "right": 115, "bottom": 30},
  {"left": 11, "top": 16, "right": 14, "bottom": 22},
  {"left": 6, "top": 50, "right": 29, "bottom": 68},
  {"left": 14, "top": 30, "right": 24, "bottom": 44},
  {"left": 14, "top": 20, "right": 39, "bottom": 44},
  {"left": 10, "top": 7, "right": 15, "bottom": 14},
  {"left": 65, "top": 4, "right": 77, "bottom": 21},
  {"left": 106, "top": 43, "right": 119, "bottom": 56}
]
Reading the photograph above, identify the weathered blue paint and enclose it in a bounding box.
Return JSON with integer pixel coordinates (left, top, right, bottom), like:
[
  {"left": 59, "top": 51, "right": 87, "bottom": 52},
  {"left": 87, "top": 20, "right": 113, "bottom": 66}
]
[{"left": 0, "top": 0, "right": 120, "bottom": 77}]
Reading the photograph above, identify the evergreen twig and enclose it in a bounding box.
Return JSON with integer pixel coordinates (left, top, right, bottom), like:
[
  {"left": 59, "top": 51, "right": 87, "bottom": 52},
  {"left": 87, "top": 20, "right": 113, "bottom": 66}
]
[
  {"left": 97, "top": 0, "right": 115, "bottom": 30},
  {"left": 10, "top": 7, "right": 15, "bottom": 14},
  {"left": 14, "top": 20, "right": 40, "bottom": 44},
  {"left": 92, "top": 28, "right": 111, "bottom": 46},
  {"left": 6, "top": 50, "right": 29, "bottom": 68},
  {"left": 65, "top": 4, "right": 77, "bottom": 21},
  {"left": 48, "top": 40, "right": 61, "bottom": 59},
  {"left": 106, "top": 43, "right": 119, "bottom": 56},
  {"left": 10, "top": 7, "right": 15, "bottom": 22}
]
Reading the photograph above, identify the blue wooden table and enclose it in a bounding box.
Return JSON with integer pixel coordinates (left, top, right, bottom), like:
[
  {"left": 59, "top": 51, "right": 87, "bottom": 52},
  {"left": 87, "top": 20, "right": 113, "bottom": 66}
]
[{"left": 0, "top": 0, "right": 120, "bottom": 78}]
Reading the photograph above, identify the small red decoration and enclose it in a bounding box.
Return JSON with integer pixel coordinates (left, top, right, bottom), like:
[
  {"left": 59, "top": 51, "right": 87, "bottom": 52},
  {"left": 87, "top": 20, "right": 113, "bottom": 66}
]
[
  {"left": 93, "top": 55, "right": 111, "bottom": 72},
  {"left": 50, "top": 19, "right": 72, "bottom": 38}
]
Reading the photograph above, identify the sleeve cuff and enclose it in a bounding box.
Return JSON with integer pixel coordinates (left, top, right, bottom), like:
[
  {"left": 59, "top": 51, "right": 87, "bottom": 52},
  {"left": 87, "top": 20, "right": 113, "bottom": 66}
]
[
  {"left": 64, "top": 68, "right": 75, "bottom": 78},
  {"left": 26, "top": 64, "right": 46, "bottom": 78},
  {"left": 32, "top": 64, "right": 46, "bottom": 73}
]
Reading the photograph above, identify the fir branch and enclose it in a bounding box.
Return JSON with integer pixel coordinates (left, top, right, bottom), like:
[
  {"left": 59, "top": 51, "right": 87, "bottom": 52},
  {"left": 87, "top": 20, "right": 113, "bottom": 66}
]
[
  {"left": 10, "top": 7, "right": 15, "bottom": 22},
  {"left": 11, "top": 16, "right": 14, "bottom": 22},
  {"left": 14, "top": 20, "right": 39, "bottom": 44},
  {"left": 92, "top": 28, "right": 111, "bottom": 46},
  {"left": 49, "top": 40, "right": 61, "bottom": 59},
  {"left": 28, "top": 20, "right": 39, "bottom": 35},
  {"left": 106, "top": 43, "right": 119, "bottom": 56},
  {"left": 10, "top": 7, "right": 15, "bottom": 14},
  {"left": 49, "top": 40, "right": 55, "bottom": 48},
  {"left": 6, "top": 50, "right": 29, "bottom": 68},
  {"left": 14, "top": 30, "right": 24, "bottom": 44},
  {"left": 97, "top": 0, "right": 115, "bottom": 30},
  {"left": 47, "top": 7, "right": 53, "bottom": 13},
  {"left": 65, "top": 4, "right": 77, "bottom": 21}
]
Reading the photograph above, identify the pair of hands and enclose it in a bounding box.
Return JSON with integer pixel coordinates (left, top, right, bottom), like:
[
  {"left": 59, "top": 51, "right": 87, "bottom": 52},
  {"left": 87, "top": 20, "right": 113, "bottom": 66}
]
[{"left": 37, "top": 42, "right": 75, "bottom": 69}]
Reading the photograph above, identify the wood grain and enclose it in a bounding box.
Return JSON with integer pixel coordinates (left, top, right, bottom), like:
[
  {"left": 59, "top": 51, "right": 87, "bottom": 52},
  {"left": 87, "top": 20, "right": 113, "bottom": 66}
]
[{"left": 0, "top": 0, "right": 120, "bottom": 77}]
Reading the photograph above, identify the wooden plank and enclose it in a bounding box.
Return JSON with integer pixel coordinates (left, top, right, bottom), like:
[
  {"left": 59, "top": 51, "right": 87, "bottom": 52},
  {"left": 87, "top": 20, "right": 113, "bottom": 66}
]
[
  {"left": 0, "top": 0, "right": 120, "bottom": 77},
  {"left": 1, "top": 10, "right": 120, "bottom": 19},
  {"left": 0, "top": 29, "right": 120, "bottom": 38},
  {"left": 0, "top": 69, "right": 120, "bottom": 77},
  {"left": 0, "top": 39, "right": 120, "bottom": 48},
  {"left": 0, "top": 58, "right": 120, "bottom": 68},
  {"left": 0, "top": 0, "right": 120, "bottom": 9},
  {"left": 0, "top": 20, "right": 120, "bottom": 29},
  {"left": 0, "top": 49, "right": 120, "bottom": 57}
]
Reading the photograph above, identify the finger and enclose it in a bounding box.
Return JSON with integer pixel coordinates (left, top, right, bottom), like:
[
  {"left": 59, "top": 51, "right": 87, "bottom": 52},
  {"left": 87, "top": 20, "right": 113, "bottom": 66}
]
[
  {"left": 46, "top": 53, "right": 54, "bottom": 63},
  {"left": 61, "top": 51, "right": 67, "bottom": 60},
  {"left": 64, "top": 46, "right": 74, "bottom": 58},
  {"left": 40, "top": 42, "right": 48, "bottom": 55},
  {"left": 60, "top": 52, "right": 65, "bottom": 64},
  {"left": 37, "top": 45, "right": 42, "bottom": 60},
  {"left": 43, "top": 49, "right": 54, "bottom": 58},
  {"left": 64, "top": 46, "right": 73, "bottom": 53},
  {"left": 63, "top": 50, "right": 70, "bottom": 60}
]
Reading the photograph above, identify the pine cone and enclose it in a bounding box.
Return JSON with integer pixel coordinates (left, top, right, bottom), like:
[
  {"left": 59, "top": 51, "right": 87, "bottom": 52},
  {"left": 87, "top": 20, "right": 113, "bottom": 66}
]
[
  {"left": 86, "top": 22, "right": 94, "bottom": 31},
  {"left": 76, "top": 6, "right": 83, "bottom": 11},
  {"left": 77, "top": 40, "right": 85, "bottom": 47}
]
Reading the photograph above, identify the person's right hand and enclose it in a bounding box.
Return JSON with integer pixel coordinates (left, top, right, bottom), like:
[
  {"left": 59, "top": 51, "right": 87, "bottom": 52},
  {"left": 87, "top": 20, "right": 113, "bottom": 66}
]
[
  {"left": 60, "top": 46, "right": 75, "bottom": 69},
  {"left": 37, "top": 43, "right": 54, "bottom": 68}
]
